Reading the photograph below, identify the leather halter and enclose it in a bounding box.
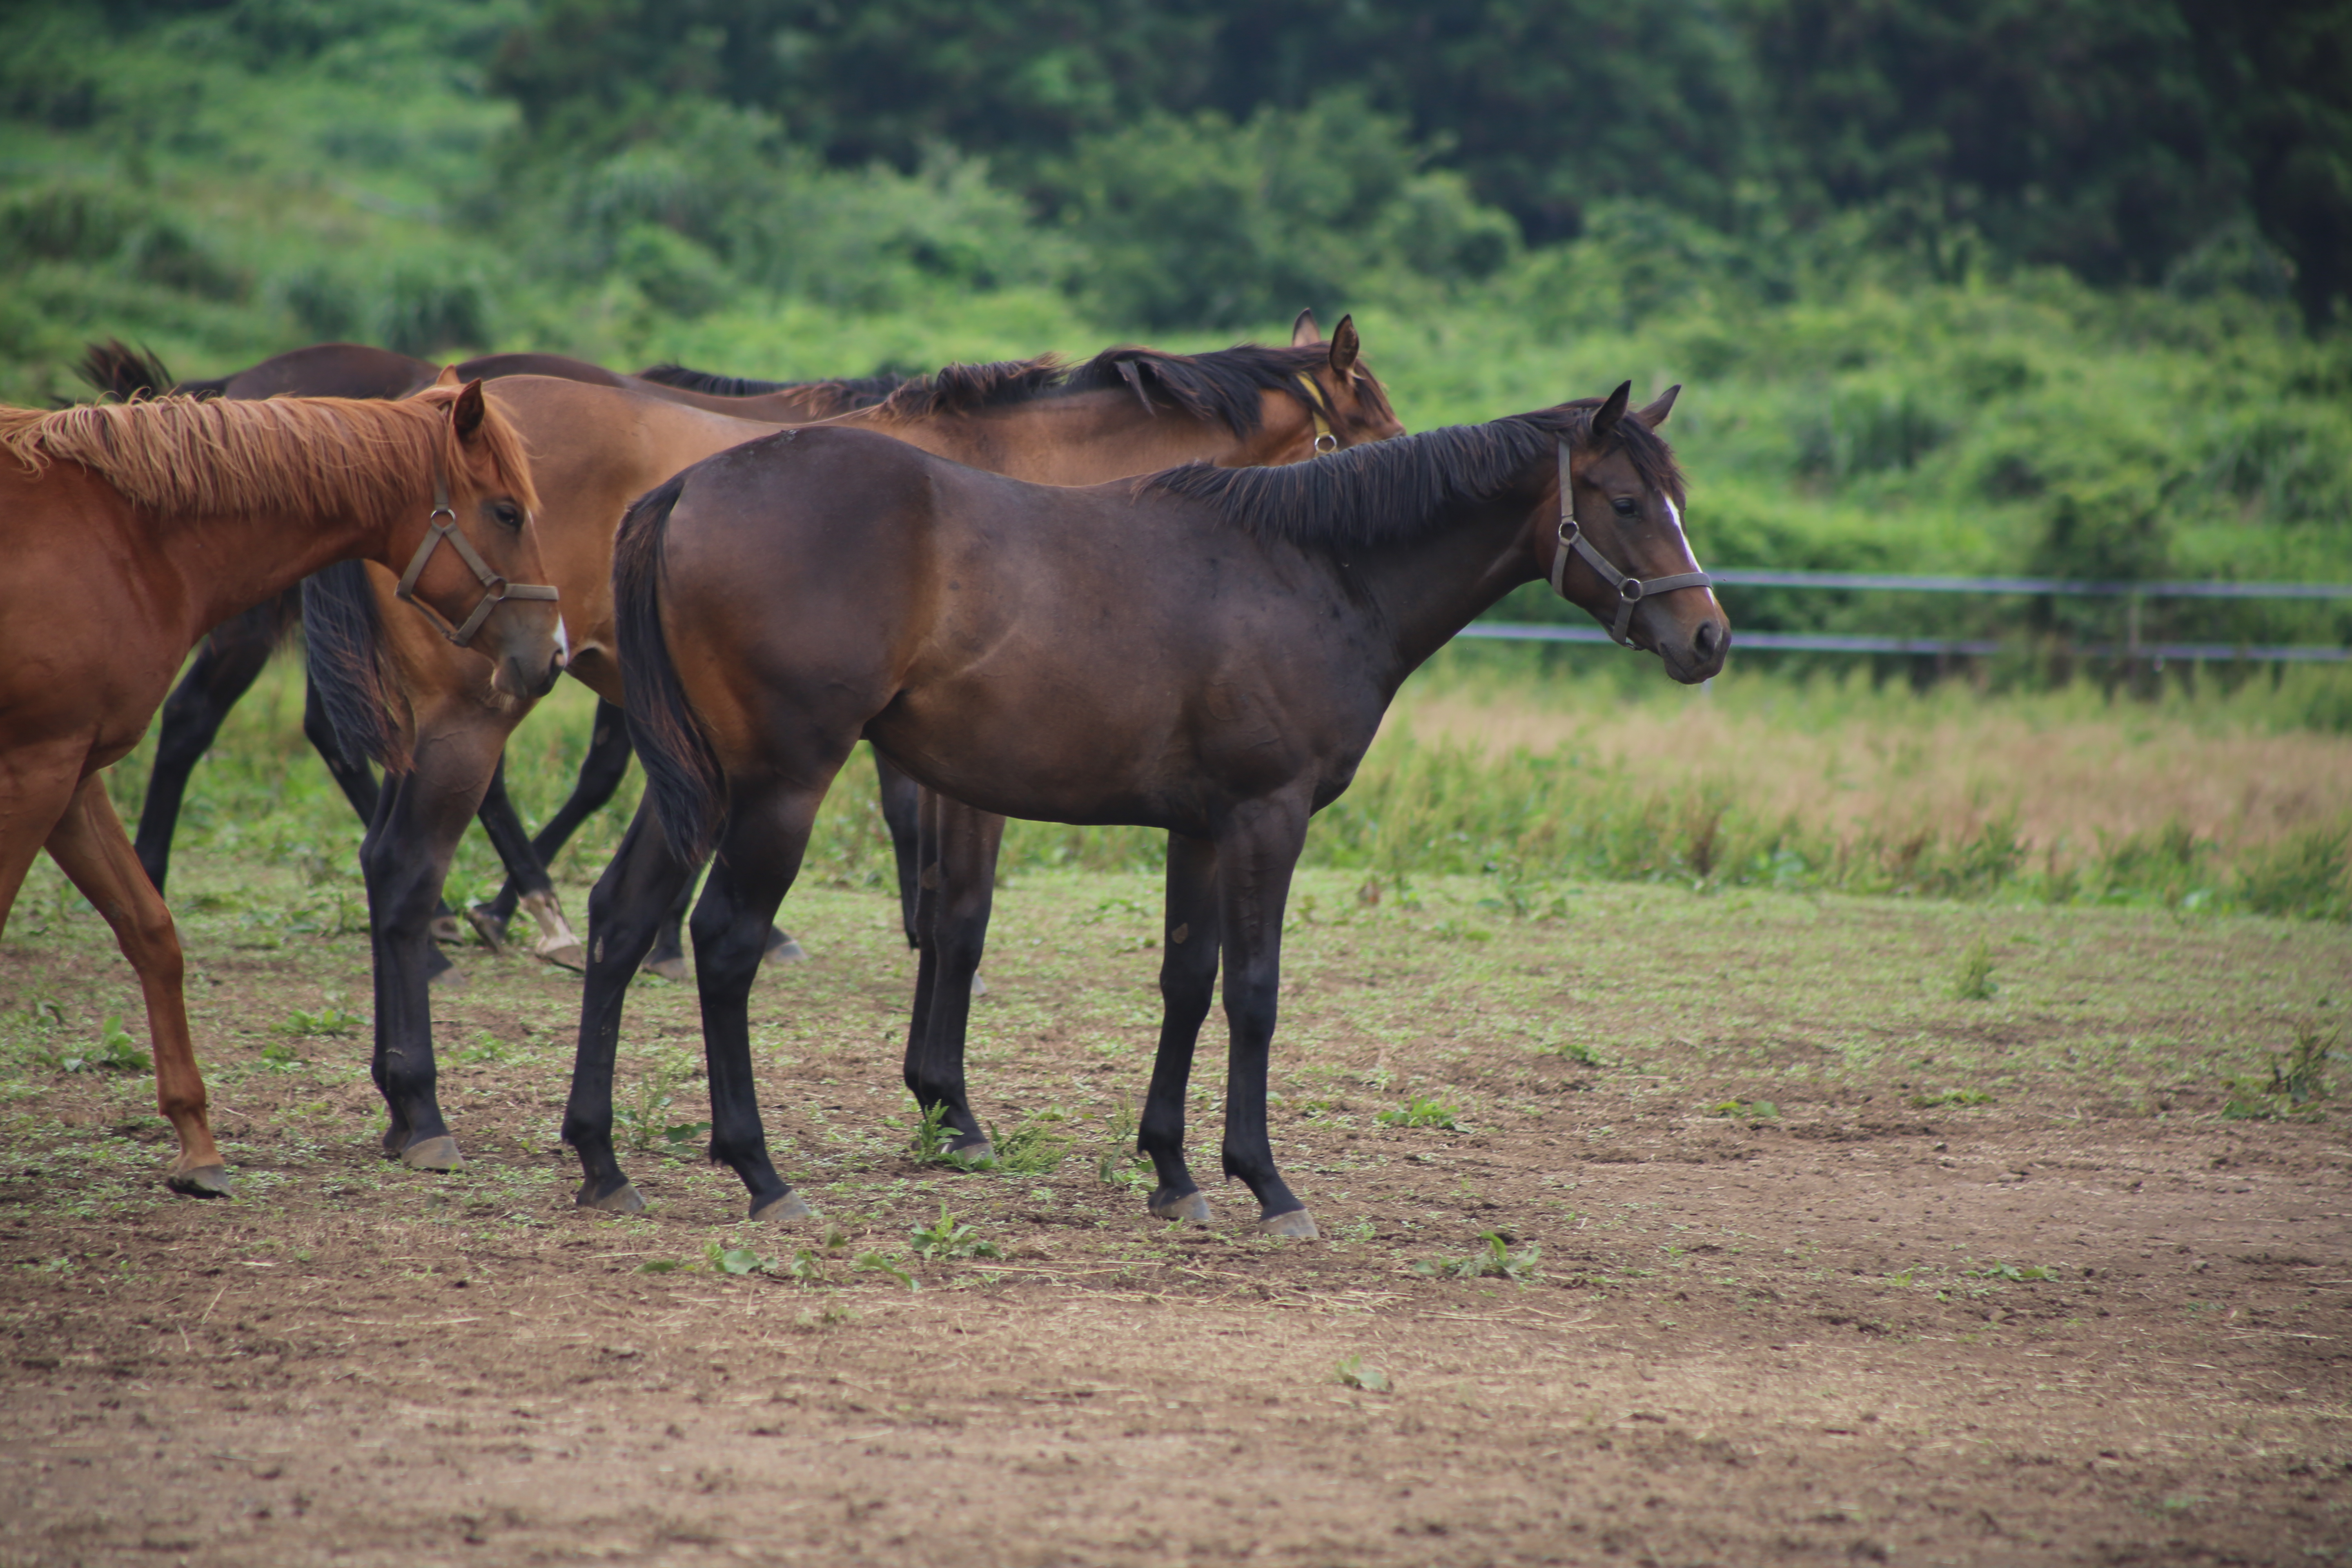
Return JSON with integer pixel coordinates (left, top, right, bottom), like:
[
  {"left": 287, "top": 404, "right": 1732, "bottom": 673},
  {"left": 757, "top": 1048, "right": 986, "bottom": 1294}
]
[
  {"left": 1548, "top": 439, "right": 1712, "bottom": 648},
  {"left": 1293, "top": 374, "right": 1339, "bottom": 454},
  {"left": 394, "top": 465, "right": 559, "bottom": 648}
]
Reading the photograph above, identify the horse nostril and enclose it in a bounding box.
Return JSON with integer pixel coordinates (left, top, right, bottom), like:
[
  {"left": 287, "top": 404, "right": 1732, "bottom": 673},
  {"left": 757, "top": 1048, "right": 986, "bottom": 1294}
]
[{"left": 1693, "top": 619, "right": 1720, "bottom": 659}]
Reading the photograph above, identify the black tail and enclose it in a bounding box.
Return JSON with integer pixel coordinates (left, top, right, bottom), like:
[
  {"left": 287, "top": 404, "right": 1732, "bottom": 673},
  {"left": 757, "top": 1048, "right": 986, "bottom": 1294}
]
[
  {"left": 301, "top": 562, "right": 409, "bottom": 772},
  {"left": 613, "top": 472, "right": 723, "bottom": 864},
  {"left": 637, "top": 361, "right": 915, "bottom": 410}
]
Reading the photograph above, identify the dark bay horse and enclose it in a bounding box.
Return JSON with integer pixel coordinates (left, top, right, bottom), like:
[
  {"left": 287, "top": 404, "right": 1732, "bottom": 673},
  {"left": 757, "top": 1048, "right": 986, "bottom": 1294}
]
[
  {"left": 0, "top": 382, "right": 559, "bottom": 1196},
  {"left": 606, "top": 383, "right": 1724, "bottom": 1234},
  {"left": 77, "top": 341, "right": 901, "bottom": 973},
  {"left": 307, "top": 327, "right": 1402, "bottom": 1177}
]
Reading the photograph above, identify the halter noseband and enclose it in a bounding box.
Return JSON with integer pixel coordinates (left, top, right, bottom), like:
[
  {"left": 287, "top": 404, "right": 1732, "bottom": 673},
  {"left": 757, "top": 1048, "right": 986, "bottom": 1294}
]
[
  {"left": 394, "top": 465, "right": 560, "bottom": 648},
  {"left": 1548, "top": 439, "right": 1712, "bottom": 648}
]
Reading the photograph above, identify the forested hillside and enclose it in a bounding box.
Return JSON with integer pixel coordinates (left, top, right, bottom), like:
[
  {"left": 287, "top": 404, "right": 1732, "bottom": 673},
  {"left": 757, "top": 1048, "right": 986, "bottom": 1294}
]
[{"left": 3, "top": 0, "right": 2349, "bottom": 655}]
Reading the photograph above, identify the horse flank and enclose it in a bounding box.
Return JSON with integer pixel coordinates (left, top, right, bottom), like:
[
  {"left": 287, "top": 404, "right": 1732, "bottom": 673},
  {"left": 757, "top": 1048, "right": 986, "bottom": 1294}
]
[
  {"left": 0, "top": 385, "right": 538, "bottom": 521},
  {"left": 1145, "top": 401, "right": 1685, "bottom": 552}
]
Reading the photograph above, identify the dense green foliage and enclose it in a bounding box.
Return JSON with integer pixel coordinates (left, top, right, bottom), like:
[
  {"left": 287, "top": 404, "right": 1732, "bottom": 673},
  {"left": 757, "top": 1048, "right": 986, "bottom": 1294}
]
[{"left": 1, "top": 0, "right": 2347, "bottom": 662}]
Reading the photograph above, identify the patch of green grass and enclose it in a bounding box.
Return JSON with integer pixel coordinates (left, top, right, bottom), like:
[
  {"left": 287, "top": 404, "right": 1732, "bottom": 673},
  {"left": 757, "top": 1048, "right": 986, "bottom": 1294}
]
[
  {"left": 1377, "top": 1096, "right": 1460, "bottom": 1131},
  {"left": 1334, "top": 1356, "right": 1390, "bottom": 1392},
  {"left": 1952, "top": 936, "right": 1999, "bottom": 1001},
  {"left": 44, "top": 1015, "right": 148, "bottom": 1076},
  {"left": 1416, "top": 1232, "right": 1541, "bottom": 1283},
  {"left": 909, "top": 1205, "right": 999, "bottom": 1260},
  {"left": 614, "top": 1051, "right": 708, "bottom": 1156},
  {"left": 1709, "top": 1099, "right": 1779, "bottom": 1119},
  {"left": 1968, "top": 1261, "right": 2058, "bottom": 1283},
  {"left": 1908, "top": 1088, "right": 1993, "bottom": 1109},
  {"left": 2223, "top": 1026, "right": 2340, "bottom": 1120}
]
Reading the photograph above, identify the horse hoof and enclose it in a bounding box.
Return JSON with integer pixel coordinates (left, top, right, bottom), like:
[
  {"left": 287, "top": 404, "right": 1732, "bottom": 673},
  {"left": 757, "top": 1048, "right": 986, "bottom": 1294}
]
[
  {"left": 1150, "top": 1190, "right": 1214, "bottom": 1223},
  {"left": 947, "top": 1140, "right": 997, "bottom": 1170},
  {"left": 430, "top": 915, "right": 463, "bottom": 945},
  {"left": 762, "top": 930, "right": 809, "bottom": 966},
  {"left": 749, "top": 1190, "right": 812, "bottom": 1224},
  {"left": 576, "top": 1180, "right": 645, "bottom": 1214},
  {"left": 536, "top": 939, "right": 588, "bottom": 973},
  {"left": 642, "top": 955, "right": 689, "bottom": 983},
  {"left": 167, "top": 1164, "right": 234, "bottom": 1200},
  {"left": 429, "top": 963, "right": 468, "bottom": 992},
  {"left": 970, "top": 971, "right": 989, "bottom": 997},
  {"left": 401, "top": 1136, "right": 465, "bottom": 1173},
  {"left": 464, "top": 906, "right": 509, "bottom": 955},
  {"left": 1258, "top": 1208, "right": 1319, "bottom": 1240}
]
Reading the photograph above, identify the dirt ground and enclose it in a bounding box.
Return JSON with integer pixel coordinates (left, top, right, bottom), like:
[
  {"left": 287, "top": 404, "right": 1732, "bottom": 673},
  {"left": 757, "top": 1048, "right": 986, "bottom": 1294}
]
[{"left": 3, "top": 861, "right": 2348, "bottom": 1566}]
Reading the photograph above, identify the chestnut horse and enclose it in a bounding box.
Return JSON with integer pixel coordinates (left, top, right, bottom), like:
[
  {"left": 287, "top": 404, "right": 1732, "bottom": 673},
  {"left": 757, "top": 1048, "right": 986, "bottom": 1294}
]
[
  {"left": 77, "top": 341, "right": 902, "bottom": 973},
  {"left": 0, "top": 382, "right": 560, "bottom": 1196},
  {"left": 302, "top": 326, "right": 1401, "bottom": 1178},
  {"left": 608, "top": 384, "right": 1724, "bottom": 1233}
]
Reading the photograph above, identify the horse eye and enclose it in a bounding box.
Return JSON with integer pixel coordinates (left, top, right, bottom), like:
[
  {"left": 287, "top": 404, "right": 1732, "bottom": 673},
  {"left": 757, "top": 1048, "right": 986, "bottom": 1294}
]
[
  {"left": 1610, "top": 497, "right": 1640, "bottom": 518},
  {"left": 492, "top": 503, "right": 522, "bottom": 529}
]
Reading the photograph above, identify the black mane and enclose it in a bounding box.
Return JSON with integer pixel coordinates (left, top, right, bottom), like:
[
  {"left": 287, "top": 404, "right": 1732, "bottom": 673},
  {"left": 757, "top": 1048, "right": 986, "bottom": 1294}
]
[
  {"left": 876, "top": 342, "right": 1381, "bottom": 437},
  {"left": 1145, "top": 401, "right": 1685, "bottom": 551},
  {"left": 637, "top": 363, "right": 911, "bottom": 408}
]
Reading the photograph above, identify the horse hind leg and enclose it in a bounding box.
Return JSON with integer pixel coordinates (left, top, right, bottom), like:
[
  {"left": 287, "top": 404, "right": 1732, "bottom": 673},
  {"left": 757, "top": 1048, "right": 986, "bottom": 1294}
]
[
  {"left": 134, "top": 627, "right": 275, "bottom": 893},
  {"left": 1212, "top": 797, "right": 1316, "bottom": 1236},
  {"left": 1140, "top": 831, "right": 1221, "bottom": 1223},
  {"left": 902, "top": 791, "right": 1004, "bottom": 1164},
  {"left": 44, "top": 776, "right": 230, "bottom": 1197}
]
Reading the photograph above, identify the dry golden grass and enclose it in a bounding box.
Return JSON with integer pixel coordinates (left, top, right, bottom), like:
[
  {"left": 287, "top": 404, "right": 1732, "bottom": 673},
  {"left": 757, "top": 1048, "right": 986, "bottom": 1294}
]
[{"left": 1388, "top": 661, "right": 2352, "bottom": 858}]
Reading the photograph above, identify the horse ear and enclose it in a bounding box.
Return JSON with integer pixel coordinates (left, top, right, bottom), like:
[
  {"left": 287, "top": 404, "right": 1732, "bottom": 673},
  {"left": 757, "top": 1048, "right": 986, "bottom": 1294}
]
[
  {"left": 1591, "top": 381, "right": 1633, "bottom": 442},
  {"left": 451, "top": 379, "right": 488, "bottom": 443},
  {"left": 432, "top": 364, "right": 461, "bottom": 388},
  {"left": 1634, "top": 384, "right": 1681, "bottom": 429},
  {"left": 1328, "top": 315, "right": 1360, "bottom": 376},
  {"left": 1291, "top": 307, "right": 1322, "bottom": 346}
]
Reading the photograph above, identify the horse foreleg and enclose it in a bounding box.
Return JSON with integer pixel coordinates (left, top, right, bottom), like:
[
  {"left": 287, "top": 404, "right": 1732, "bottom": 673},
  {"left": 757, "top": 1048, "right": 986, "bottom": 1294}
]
[
  {"left": 1140, "top": 831, "right": 1222, "bottom": 1222},
  {"left": 305, "top": 674, "right": 459, "bottom": 982},
  {"left": 1213, "top": 796, "right": 1315, "bottom": 1235},
  {"left": 692, "top": 778, "right": 830, "bottom": 1223},
  {"left": 464, "top": 758, "right": 585, "bottom": 971},
  {"left": 872, "top": 749, "right": 923, "bottom": 948},
  {"left": 901, "top": 790, "right": 1003, "bottom": 1162},
  {"left": 479, "top": 698, "right": 633, "bottom": 947},
  {"left": 45, "top": 777, "right": 229, "bottom": 1197},
  {"left": 359, "top": 722, "right": 505, "bottom": 1172},
  {"left": 134, "top": 631, "right": 274, "bottom": 893},
  {"left": 563, "top": 798, "right": 699, "bottom": 1212}
]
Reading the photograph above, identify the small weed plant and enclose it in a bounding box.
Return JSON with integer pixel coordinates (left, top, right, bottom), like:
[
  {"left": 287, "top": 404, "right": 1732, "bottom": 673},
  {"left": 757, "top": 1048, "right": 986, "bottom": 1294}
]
[
  {"left": 279, "top": 995, "right": 362, "bottom": 1037},
  {"left": 909, "top": 1205, "right": 1000, "bottom": 1260},
  {"left": 1416, "top": 1232, "right": 1541, "bottom": 1283},
  {"left": 987, "top": 1111, "right": 1071, "bottom": 1176},
  {"left": 1096, "top": 1101, "right": 1152, "bottom": 1188},
  {"left": 2223, "top": 1027, "right": 2340, "bottom": 1120},
  {"left": 1334, "top": 1356, "right": 1391, "bottom": 1392},
  {"left": 1708, "top": 1098, "right": 1779, "bottom": 1119},
  {"left": 1968, "top": 1261, "right": 2058, "bottom": 1282},
  {"left": 1377, "top": 1096, "right": 1460, "bottom": 1131},
  {"left": 615, "top": 1052, "right": 707, "bottom": 1155},
  {"left": 1952, "top": 937, "right": 1998, "bottom": 1001},
  {"left": 1909, "top": 1087, "right": 1993, "bottom": 1109},
  {"left": 47, "top": 1015, "right": 149, "bottom": 1075}
]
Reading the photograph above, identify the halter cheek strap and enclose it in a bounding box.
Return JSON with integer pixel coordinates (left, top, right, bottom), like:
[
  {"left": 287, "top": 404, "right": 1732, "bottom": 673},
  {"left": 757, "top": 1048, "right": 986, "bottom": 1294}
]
[
  {"left": 1549, "top": 439, "right": 1713, "bottom": 648},
  {"left": 1294, "top": 374, "right": 1339, "bottom": 454},
  {"left": 394, "top": 466, "right": 560, "bottom": 649}
]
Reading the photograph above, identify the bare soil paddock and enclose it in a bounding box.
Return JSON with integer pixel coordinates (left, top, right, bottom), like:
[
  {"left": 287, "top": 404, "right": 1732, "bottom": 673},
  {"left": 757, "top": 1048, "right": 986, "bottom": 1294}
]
[{"left": 3, "top": 863, "right": 2348, "bottom": 1566}]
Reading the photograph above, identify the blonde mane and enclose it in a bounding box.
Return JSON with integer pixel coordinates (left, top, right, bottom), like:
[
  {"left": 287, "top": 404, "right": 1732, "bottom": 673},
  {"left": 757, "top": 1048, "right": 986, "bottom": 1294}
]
[{"left": 0, "top": 384, "right": 538, "bottom": 520}]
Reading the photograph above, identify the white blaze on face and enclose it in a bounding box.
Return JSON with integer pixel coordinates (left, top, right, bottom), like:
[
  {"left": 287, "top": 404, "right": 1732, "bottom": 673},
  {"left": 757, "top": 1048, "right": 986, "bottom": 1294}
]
[
  {"left": 554, "top": 617, "right": 572, "bottom": 667},
  {"left": 1663, "top": 497, "right": 1704, "bottom": 570}
]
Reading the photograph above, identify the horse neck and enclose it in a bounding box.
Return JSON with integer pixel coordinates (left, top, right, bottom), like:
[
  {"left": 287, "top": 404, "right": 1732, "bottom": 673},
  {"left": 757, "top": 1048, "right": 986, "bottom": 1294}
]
[
  {"left": 1330, "top": 489, "right": 1546, "bottom": 694},
  {"left": 150, "top": 489, "right": 415, "bottom": 642},
  {"left": 866, "top": 390, "right": 1261, "bottom": 484}
]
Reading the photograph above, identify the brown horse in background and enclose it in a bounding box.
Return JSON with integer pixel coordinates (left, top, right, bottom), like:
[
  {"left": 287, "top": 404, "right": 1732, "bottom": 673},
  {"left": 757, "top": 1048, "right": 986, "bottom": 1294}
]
[
  {"left": 76, "top": 341, "right": 903, "bottom": 974},
  {"left": 300, "top": 324, "right": 1401, "bottom": 1180},
  {"left": 607, "top": 384, "right": 1722, "bottom": 1233},
  {"left": 0, "top": 382, "right": 560, "bottom": 1196}
]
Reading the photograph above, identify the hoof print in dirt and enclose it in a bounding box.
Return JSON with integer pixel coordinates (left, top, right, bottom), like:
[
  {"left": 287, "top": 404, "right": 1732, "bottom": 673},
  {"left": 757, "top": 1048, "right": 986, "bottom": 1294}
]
[
  {"left": 1258, "top": 1209, "right": 1319, "bottom": 1240},
  {"left": 577, "top": 1181, "right": 646, "bottom": 1214},
  {"left": 1151, "top": 1190, "right": 1214, "bottom": 1223},
  {"left": 165, "top": 1164, "right": 234, "bottom": 1200},
  {"left": 400, "top": 1136, "right": 465, "bottom": 1172},
  {"left": 748, "top": 1191, "right": 813, "bottom": 1224}
]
